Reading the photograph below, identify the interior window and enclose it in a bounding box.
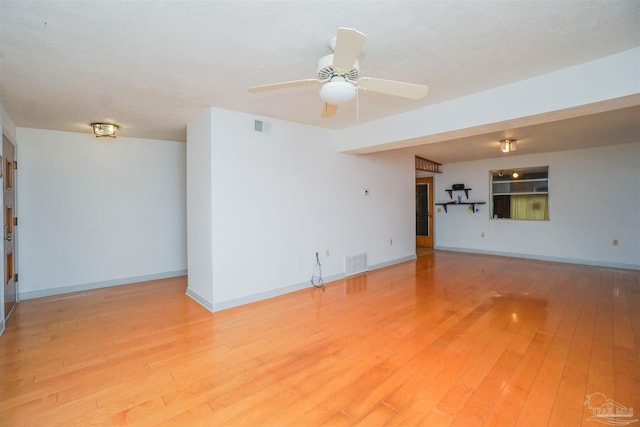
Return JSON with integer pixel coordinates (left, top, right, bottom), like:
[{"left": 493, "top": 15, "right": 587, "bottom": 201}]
[{"left": 491, "top": 166, "right": 549, "bottom": 220}]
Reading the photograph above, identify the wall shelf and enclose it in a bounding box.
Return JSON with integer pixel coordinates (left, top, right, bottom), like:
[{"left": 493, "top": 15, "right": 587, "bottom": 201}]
[
  {"left": 436, "top": 201, "right": 486, "bottom": 213},
  {"left": 438, "top": 187, "right": 485, "bottom": 213}
]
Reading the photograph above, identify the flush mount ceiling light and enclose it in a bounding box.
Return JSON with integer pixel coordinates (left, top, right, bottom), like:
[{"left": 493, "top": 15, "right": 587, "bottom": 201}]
[
  {"left": 91, "top": 123, "right": 119, "bottom": 138},
  {"left": 319, "top": 76, "right": 357, "bottom": 105},
  {"left": 500, "top": 139, "right": 517, "bottom": 153}
]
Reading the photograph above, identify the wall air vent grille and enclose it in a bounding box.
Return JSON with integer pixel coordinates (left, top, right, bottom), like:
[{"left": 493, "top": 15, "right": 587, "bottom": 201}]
[{"left": 345, "top": 253, "right": 368, "bottom": 277}]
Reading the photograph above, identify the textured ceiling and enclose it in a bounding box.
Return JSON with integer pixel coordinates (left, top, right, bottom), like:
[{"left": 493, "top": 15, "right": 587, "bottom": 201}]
[
  {"left": 1, "top": 1, "right": 639, "bottom": 160},
  {"left": 404, "top": 104, "right": 640, "bottom": 164}
]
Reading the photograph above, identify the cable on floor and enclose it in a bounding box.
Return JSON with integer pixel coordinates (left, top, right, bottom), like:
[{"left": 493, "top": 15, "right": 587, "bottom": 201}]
[{"left": 311, "top": 252, "right": 325, "bottom": 291}]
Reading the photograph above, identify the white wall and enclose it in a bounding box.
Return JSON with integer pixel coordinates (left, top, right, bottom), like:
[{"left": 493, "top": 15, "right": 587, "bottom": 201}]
[
  {"left": 187, "top": 108, "right": 416, "bottom": 311},
  {"left": 338, "top": 47, "right": 640, "bottom": 154},
  {"left": 1, "top": 103, "right": 17, "bottom": 143},
  {"left": 185, "top": 110, "right": 214, "bottom": 308},
  {"left": 16, "top": 128, "right": 187, "bottom": 299},
  {"left": 434, "top": 142, "right": 640, "bottom": 269}
]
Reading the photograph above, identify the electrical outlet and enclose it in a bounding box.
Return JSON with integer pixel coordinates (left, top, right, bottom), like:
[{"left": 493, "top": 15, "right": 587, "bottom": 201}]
[
  {"left": 481, "top": 232, "right": 485, "bottom": 237},
  {"left": 612, "top": 239, "right": 619, "bottom": 246},
  {"left": 390, "top": 239, "right": 393, "bottom": 245},
  {"left": 326, "top": 249, "right": 330, "bottom": 256}
]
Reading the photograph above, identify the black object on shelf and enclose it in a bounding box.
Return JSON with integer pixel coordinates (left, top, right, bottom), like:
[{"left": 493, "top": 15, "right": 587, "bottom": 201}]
[{"left": 445, "top": 188, "right": 472, "bottom": 199}]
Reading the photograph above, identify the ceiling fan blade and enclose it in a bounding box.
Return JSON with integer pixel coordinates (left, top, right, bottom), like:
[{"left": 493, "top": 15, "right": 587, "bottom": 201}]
[
  {"left": 321, "top": 103, "right": 338, "bottom": 118},
  {"left": 332, "top": 27, "right": 366, "bottom": 73},
  {"left": 357, "top": 77, "right": 428, "bottom": 100},
  {"left": 248, "top": 79, "right": 321, "bottom": 93}
]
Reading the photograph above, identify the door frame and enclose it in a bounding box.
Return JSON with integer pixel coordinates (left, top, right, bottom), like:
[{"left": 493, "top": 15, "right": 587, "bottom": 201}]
[
  {"left": 0, "top": 134, "right": 3, "bottom": 335},
  {"left": 2, "top": 132, "right": 17, "bottom": 329},
  {"left": 416, "top": 176, "right": 434, "bottom": 248}
]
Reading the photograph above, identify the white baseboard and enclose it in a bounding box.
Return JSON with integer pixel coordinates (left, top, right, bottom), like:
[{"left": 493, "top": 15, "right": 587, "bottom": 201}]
[
  {"left": 434, "top": 246, "right": 640, "bottom": 271},
  {"left": 19, "top": 270, "right": 188, "bottom": 300},
  {"left": 369, "top": 254, "right": 417, "bottom": 271},
  {"left": 185, "top": 287, "right": 214, "bottom": 311},
  {"left": 207, "top": 272, "right": 344, "bottom": 313},
  {"left": 191, "top": 254, "right": 419, "bottom": 313}
]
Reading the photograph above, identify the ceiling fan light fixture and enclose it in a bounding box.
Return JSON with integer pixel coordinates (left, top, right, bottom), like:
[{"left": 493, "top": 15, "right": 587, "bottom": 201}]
[
  {"left": 319, "top": 80, "right": 356, "bottom": 105},
  {"left": 247, "top": 27, "right": 429, "bottom": 118},
  {"left": 91, "top": 123, "right": 119, "bottom": 138},
  {"left": 500, "top": 138, "right": 517, "bottom": 153}
]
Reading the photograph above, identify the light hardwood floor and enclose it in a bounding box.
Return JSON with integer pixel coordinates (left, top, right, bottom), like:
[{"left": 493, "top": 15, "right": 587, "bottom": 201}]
[
  {"left": 416, "top": 247, "right": 434, "bottom": 257},
  {"left": 1, "top": 251, "right": 639, "bottom": 426}
]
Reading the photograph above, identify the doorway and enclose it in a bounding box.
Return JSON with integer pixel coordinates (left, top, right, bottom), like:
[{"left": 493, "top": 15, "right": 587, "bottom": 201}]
[
  {"left": 416, "top": 177, "right": 434, "bottom": 248},
  {"left": 3, "top": 133, "right": 16, "bottom": 323}
]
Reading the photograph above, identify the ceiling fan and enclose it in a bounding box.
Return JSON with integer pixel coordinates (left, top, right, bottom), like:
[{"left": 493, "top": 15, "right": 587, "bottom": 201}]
[{"left": 248, "top": 27, "right": 429, "bottom": 118}]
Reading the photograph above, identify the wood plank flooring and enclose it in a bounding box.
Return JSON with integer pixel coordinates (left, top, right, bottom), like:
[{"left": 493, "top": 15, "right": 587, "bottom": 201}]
[{"left": 1, "top": 251, "right": 639, "bottom": 426}]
